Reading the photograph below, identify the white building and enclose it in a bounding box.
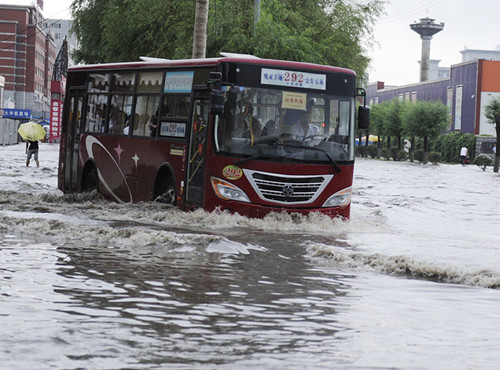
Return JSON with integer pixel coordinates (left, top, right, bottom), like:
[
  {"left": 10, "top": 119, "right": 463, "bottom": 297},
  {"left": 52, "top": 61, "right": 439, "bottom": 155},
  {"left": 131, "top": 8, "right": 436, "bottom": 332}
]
[
  {"left": 418, "top": 59, "right": 450, "bottom": 80},
  {"left": 42, "top": 18, "right": 78, "bottom": 66},
  {"left": 461, "top": 45, "right": 500, "bottom": 62}
]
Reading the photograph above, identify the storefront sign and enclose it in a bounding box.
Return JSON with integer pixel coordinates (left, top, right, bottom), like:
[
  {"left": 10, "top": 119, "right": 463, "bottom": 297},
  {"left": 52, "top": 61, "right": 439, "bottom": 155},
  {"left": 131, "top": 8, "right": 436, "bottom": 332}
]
[{"left": 2, "top": 108, "right": 31, "bottom": 119}]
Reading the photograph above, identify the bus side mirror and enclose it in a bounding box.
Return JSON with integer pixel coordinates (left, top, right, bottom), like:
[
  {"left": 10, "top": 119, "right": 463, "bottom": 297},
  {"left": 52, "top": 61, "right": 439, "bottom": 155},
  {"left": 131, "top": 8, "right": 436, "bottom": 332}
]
[
  {"left": 358, "top": 106, "right": 370, "bottom": 130},
  {"left": 210, "top": 89, "right": 225, "bottom": 115}
]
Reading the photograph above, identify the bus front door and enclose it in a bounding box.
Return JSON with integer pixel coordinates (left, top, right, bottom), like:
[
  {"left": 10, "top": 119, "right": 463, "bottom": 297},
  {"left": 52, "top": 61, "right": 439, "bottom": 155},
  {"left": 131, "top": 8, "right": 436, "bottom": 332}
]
[
  {"left": 63, "top": 89, "right": 84, "bottom": 192},
  {"left": 185, "top": 93, "right": 210, "bottom": 209}
]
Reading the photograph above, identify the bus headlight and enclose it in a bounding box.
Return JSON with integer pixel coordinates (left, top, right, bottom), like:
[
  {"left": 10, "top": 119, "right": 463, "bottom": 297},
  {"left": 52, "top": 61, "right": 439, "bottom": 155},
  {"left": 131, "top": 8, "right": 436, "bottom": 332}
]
[
  {"left": 322, "top": 187, "right": 352, "bottom": 208},
  {"left": 211, "top": 177, "right": 250, "bottom": 203}
]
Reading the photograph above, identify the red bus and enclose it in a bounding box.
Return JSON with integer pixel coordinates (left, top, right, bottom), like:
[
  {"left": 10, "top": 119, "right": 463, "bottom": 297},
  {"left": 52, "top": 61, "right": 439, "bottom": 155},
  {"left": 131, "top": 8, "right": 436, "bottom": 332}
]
[{"left": 58, "top": 55, "right": 369, "bottom": 219}]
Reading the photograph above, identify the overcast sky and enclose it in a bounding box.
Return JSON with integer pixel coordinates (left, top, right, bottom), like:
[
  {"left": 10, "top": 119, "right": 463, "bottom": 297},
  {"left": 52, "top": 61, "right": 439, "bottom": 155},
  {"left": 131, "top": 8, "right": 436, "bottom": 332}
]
[
  {"left": 2, "top": 0, "right": 499, "bottom": 87},
  {"left": 368, "top": 0, "right": 500, "bottom": 85},
  {"left": 4, "top": 0, "right": 73, "bottom": 18}
]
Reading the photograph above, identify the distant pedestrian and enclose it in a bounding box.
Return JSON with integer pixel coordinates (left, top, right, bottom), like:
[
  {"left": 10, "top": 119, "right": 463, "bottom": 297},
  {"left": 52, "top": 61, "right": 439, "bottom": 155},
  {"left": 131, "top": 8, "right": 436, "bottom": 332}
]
[
  {"left": 404, "top": 139, "right": 411, "bottom": 153},
  {"left": 26, "top": 140, "right": 39, "bottom": 167},
  {"left": 460, "top": 146, "right": 468, "bottom": 165},
  {"left": 493, "top": 144, "right": 496, "bottom": 155}
]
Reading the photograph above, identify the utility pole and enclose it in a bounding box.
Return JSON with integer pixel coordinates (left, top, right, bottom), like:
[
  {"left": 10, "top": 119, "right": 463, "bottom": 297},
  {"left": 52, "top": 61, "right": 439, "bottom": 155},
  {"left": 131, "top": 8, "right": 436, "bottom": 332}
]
[{"left": 192, "top": 0, "right": 209, "bottom": 59}]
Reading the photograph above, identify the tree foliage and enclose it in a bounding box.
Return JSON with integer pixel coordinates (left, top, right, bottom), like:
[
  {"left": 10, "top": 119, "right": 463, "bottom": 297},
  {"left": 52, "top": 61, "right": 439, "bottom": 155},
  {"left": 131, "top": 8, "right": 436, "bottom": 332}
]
[
  {"left": 369, "top": 99, "right": 406, "bottom": 150},
  {"left": 384, "top": 99, "right": 406, "bottom": 149},
  {"left": 70, "top": 0, "right": 384, "bottom": 82},
  {"left": 369, "top": 101, "right": 389, "bottom": 142},
  {"left": 402, "top": 100, "right": 449, "bottom": 162},
  {"left": 484, "top": 96, "right": 500, "bottom": 172},
  {"left": 71, "top": 0, "right": 196, "bottom": 64},
  {"left": 433, "top": 131, "right": 475, "bottom": 163}
]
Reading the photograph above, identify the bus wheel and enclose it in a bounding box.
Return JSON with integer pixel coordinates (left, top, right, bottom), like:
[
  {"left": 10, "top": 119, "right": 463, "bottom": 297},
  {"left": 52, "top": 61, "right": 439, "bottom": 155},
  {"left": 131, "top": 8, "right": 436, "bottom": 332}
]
[
  {"left": 154, "top": 177, "right": 176, "bottom": 205},
  {"left": 83, "top": 167, "right": 99, "bottom": 192}
]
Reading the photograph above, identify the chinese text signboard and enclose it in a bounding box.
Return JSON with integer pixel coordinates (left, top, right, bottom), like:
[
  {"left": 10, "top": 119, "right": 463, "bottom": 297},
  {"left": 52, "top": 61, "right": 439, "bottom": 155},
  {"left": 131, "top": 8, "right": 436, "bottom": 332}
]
[
  {"left": 164, "top": 71, "right": 194, "bottom": 93},
  {"left": 50, "top": 81, "right": 62, "bottom": 142},
  {"left": 2, "top": 108, "right": 31, "bottom": 119}
]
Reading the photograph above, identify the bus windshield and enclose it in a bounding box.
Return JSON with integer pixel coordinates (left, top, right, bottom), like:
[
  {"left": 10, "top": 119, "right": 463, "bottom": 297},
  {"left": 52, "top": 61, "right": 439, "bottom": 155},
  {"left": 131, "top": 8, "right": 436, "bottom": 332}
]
[{"left": 215, "top": 86, "right": 354, "bottom": 163}]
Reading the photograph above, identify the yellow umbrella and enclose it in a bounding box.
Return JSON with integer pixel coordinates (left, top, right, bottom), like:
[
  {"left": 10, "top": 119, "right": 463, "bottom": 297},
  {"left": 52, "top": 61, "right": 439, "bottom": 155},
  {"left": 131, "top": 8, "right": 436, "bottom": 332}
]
[{"left": 18, "top": 121, "right": 47, "bottom": 141}]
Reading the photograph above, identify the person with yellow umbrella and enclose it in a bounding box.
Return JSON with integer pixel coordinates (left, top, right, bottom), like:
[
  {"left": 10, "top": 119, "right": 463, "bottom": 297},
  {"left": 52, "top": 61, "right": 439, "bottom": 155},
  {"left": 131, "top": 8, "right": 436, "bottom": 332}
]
[
  {"left": 25, "top": 139, "right": 40, "bottom": 167},
  {"left": 17, "top": 121, "right": 46, "bottom": 167}
]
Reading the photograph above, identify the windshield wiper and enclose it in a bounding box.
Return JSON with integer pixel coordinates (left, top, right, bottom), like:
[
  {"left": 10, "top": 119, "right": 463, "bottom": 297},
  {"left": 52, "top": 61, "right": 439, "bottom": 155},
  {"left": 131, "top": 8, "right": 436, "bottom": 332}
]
[
  {"left": 233, "top": 150, "right": 267, "bottom": 166},
  {"left": 276, "top": 142, "right": 342, "bottom": 173},
  {"left": 251, "top": 135, "right": 279, "bottom": 146}
]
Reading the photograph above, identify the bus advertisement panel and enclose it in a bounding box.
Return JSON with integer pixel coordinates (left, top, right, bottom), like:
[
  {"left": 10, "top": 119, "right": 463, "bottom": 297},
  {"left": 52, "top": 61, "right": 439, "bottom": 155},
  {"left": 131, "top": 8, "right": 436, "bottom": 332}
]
[{"left": 58, "top": 56, "right": 369, "bottom": 219}]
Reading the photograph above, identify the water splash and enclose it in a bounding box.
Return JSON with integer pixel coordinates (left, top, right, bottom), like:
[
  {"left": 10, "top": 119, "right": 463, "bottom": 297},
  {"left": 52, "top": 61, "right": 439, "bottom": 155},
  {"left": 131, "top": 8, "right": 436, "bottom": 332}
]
[{"left": 307, "top": 243, "right": 500, "bottom": 289}]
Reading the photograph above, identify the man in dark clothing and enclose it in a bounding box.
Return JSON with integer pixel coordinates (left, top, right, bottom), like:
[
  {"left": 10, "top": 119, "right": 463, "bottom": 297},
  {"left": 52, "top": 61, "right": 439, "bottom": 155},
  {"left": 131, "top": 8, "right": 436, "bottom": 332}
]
[{"left": 26, "top": 140, "right": 39, "bottom": 167}]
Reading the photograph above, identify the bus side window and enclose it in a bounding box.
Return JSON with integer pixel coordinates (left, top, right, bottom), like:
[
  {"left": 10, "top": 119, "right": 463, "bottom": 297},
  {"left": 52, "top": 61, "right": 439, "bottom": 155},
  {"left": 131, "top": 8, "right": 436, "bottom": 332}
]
[
  {"left": 161, "top": 95, "right": 190, "bottom": 118},
  {"left": 109, "top": 94, "right": 133, "bottom": 135},
  {"left": 176, "top": 96, "right": 190, "bottom": 118},
  {"left": 133, "top": 95, "right": 159, "bottom": 136},
  {"left": 162, "top": 96, "right": 175, "bottom": 117},
  {"left": 86, "top": 94, "right": 107, "bottom": 133}
]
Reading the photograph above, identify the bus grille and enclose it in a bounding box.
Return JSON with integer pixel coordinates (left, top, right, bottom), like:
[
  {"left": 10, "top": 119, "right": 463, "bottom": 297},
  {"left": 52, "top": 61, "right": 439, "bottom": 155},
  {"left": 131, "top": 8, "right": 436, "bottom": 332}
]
[{"left": 243, "top": 170, "right": 333, "bottom": 205}]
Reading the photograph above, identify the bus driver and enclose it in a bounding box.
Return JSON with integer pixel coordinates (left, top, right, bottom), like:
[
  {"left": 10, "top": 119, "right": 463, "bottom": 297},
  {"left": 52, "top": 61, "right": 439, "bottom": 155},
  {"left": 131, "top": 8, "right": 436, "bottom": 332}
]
[{"left": 291, "top": 109, "right": 319, "bottom": 140}]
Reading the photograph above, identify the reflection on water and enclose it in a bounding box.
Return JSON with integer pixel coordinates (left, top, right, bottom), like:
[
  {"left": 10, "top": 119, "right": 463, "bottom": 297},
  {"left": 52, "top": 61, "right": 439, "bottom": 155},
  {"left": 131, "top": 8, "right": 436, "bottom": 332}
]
[{"left": 1, "top": 231, "right": 353, "bottom": 368}]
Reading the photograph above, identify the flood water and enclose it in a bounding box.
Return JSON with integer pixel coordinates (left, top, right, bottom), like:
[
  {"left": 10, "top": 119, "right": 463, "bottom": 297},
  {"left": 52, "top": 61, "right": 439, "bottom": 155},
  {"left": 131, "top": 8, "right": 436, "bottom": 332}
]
[{"left": 1, "top": 143, "right": 500, "bottom": 369}]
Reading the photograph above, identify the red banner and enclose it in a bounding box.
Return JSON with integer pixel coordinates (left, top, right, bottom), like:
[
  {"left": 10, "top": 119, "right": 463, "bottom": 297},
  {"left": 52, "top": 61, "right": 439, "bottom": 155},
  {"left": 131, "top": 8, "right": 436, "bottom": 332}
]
[{"left": 50, "top": 80, "right": 63, "bottom": 143}]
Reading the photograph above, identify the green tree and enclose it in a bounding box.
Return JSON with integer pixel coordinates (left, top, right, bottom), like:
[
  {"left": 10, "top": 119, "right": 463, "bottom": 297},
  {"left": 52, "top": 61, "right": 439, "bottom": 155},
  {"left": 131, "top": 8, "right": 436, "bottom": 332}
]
[
  {"left": 385, "top": 99, "right": 406, "bottom": 151},
  {"left": 70, "top": 0, "right": 108, "bottom": 63},
  {"left": 369, "top": 101, "right": 388, "bottom": 142},
  {"left": 70, "top": 0, "right": 384, "bottom": 82},
  {"left": 402, "top": 100, "right": 449, "bottom": 164},
  {"left": 71, "top": 0, "right": 195, "bottom": 63},
  {"left": 369, "top": 101, "right": 390, "bottom": 153},
  {"left": 484, "top": 96, "right": 500, "bottom": 172}
]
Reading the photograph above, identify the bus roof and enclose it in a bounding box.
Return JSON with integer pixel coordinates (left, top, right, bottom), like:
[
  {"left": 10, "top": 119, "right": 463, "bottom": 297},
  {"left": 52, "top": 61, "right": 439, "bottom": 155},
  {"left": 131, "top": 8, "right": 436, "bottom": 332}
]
[{"left": 68, "top": 56, "right": 356, "bottom": 76}]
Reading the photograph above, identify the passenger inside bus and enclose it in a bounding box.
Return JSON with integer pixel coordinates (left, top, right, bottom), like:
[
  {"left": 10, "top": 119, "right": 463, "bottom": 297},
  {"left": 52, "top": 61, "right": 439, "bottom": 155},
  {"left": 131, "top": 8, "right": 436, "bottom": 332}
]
[
  {"left": 261, "top": 119, "right": 277, "bottom": 136},
  {"left": 290, "top": 110, "right": 319, "bottom": 140},
  {"left": 148, "top": 116, "right": 158, "bottom": 136},
  {"left": 242, "top": 116, "right": 263, "bottom": 139}
]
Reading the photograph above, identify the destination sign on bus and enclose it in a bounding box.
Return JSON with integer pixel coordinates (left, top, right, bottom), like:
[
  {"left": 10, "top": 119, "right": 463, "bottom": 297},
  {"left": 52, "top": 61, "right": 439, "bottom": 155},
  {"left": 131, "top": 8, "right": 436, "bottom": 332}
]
[{"left": 261, "top": 68, "right": 326, "bottom": 90}]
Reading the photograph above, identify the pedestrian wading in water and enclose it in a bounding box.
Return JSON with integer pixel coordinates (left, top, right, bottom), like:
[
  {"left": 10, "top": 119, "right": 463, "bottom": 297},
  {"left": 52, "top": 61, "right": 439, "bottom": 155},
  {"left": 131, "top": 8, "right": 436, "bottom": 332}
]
[{"left": 26, "top": 140, "right": 39, "bottom": 167}]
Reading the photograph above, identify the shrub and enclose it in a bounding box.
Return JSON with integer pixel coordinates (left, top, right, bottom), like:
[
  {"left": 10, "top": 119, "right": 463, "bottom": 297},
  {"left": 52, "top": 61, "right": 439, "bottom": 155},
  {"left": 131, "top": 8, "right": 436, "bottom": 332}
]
[
  {"left": 398, "top": 150, "right": 408, "bottom": 161},
  {"left": 380, "top": 148, "right": 390, "bottom": 160},
  {"left": 367, "top": 144, "right": 378, "bottom": 158},
  {"left": 414, "top": 149, "right": 425, "bottom": 163},
  {"left": 356, "top": 145, "right": 367, "bottom": 157},
  {"left": 433, "top": 132, "right": 477, "bottom": 163},
  {"left": 390, "top": 147, "right": 399, "bottom": 161},
  {"left": 428, "top": 151, "right": 441, "bottom": 165},
  {"left": 473, "top": 154, "right": 492, "bottom": 171}
]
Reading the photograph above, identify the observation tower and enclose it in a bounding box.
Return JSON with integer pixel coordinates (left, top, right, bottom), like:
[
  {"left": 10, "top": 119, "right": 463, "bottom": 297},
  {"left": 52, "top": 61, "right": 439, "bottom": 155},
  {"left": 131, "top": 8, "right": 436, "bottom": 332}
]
[{"left": 410, "top": 17, "right": 444, "bottom": 82}]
